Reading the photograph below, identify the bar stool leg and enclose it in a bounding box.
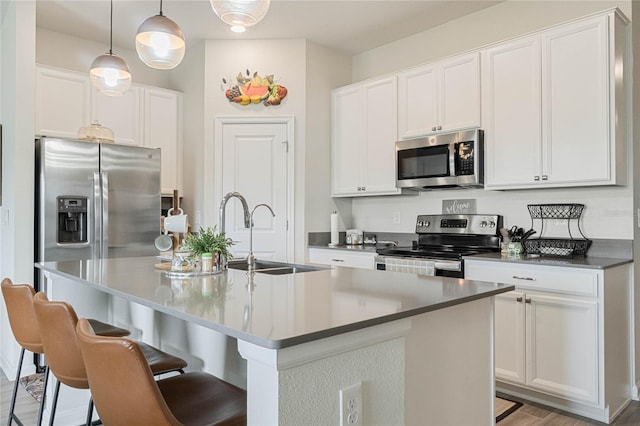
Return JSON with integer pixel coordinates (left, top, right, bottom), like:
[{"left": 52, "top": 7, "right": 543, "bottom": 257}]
[
  {"left": 84, "top": 398, "right": 94, "bottom": 426},
  {"left": 35, "top": 366, "right": 50, "bottom": 426},
  {"left": 6, "top": 347, "right": 25, "bottom": 426},
  {"left": 48, "top": 380, "right": 61, "bottom": 426}
]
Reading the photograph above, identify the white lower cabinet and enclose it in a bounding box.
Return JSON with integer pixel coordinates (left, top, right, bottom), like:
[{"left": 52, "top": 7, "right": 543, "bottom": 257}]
[
  {"left": 495, "top": 290, "right": 598, "bottom": 404},
  {"left": 308, "top": 248, "right": 376, "bottom": 269},
  {"left": 465, "top": 259, "right": 631, "bottom": 423}
]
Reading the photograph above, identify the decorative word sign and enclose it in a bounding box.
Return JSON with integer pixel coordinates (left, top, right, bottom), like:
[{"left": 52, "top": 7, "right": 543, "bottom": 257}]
[
  {"left": 442, "top": 199, "right": 476, "bottom": 214},
  {"left": 222, "top": 69, "right": 288, "bottom": 106}
]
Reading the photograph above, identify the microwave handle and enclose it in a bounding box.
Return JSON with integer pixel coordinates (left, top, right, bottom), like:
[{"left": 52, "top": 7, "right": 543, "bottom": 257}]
[{"left": 449, "top": 142, "right": 456, "bottom": 177}]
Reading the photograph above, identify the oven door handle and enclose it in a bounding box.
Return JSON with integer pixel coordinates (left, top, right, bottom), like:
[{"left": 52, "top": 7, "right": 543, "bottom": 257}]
[{"left": 434, "top": 261, "right": 462, "bottom": 272}]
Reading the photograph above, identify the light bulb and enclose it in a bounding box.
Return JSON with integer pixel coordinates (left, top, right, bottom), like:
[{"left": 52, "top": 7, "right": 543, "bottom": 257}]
[
  {"left": 103, "top": 68, "right": 118, "bottom": 87},
  {"left": 150, "top": 32, "right": 171, "bottom": 58}
]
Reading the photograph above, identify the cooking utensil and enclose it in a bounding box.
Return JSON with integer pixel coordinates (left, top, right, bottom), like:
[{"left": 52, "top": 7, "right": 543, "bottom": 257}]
[{"left": 499, "top": 227, "right": 511, "bottom": 243}]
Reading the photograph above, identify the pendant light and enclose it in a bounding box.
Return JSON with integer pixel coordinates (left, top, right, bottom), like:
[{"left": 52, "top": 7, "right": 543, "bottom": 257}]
[
  {"left": 210, "top": 0, "right": 271, "bottom": 33},
  {"left": 136, "top": 0, "right": 185, "bottom": 70},
  {"left": 90, "top": 0, "right": 131, "bottom": 96}
]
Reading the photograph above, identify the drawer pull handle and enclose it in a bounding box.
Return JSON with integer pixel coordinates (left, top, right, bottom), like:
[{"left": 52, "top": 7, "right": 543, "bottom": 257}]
[
  {"left": 331, "top": 259, "right": 345, "bottom": 262},
  {"left": 516, "top": 296, "right": 523, "bottom": 303},
  {"left": 525, "top": 298, "right": 532, "bottom": 304},
  {"left": 513, "top": 275, "right": 536, "bottom": 281}
]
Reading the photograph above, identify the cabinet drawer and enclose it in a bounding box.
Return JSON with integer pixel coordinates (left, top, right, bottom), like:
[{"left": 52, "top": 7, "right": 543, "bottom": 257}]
[
  {"left": 308, "top": 248, "right": 375, "bottom": 269},
  {"left": 465, "top": 260, "right": 598, "bottom": 297}
]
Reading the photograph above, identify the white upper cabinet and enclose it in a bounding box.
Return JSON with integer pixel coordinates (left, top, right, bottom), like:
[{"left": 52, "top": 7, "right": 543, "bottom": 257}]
[
  {"left": 36, "top": 66, "right": 90, "bottom": 139},
  {"left": 398, "top": 52, "right": 480, "bottom": 139},
  {"left": 483, "top": 11, "right": 628, "bottom": 190},
  {"left": 91, "top": 86, "right": 143, "bottom": 146},
  {"left": 332, "top": 76, "right": 402, "bottom": 197},
  {"left": 35, "top": 65, "right": 183, "bottom": 194},
  {"left": 144, "top": 88, "right": 182, "bottom": 195}
]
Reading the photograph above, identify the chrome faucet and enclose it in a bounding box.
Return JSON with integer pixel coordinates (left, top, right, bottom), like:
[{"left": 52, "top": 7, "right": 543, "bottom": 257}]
[
  {"left": 247, "top": 203, "right": 276, "bottom": 273},
  {"left": 218, "top": 192, "right": 251, "bottom": 233}
]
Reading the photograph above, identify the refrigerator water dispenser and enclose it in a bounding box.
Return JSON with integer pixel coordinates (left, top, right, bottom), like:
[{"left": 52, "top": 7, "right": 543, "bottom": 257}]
[{"left": 57, "top": 196, "right": 88, "bottom": 244}]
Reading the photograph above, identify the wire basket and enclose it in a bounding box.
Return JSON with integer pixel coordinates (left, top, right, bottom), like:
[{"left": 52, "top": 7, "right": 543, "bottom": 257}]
[
  {"left": 523, "top": 238, "right": 592, "bottom": 257},
  {"left": 527, "top": 204, "right": 585, "bottom": 219}
]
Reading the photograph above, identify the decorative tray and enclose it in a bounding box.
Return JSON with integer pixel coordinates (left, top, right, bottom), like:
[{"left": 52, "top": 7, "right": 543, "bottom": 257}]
[
  {"left": 523, "top": 238, "right": 592, "bottom": 257},
  {"left": 162, "top": 270, "right": 225, "bottom": 278}
]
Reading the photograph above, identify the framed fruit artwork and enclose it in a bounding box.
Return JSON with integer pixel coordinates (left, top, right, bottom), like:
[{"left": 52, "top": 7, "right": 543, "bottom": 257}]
[{"left": 222, "top": 70, "right": 288, "bottom": 106}]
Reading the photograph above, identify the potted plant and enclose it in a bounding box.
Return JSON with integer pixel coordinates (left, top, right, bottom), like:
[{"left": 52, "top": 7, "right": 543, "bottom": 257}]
[{"left": 182, "top": 226, "right": 234, "bottom": 271}]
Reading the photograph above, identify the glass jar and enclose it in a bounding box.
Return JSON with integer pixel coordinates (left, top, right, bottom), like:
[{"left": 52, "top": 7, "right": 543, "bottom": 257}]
[{"left": 171, "top": 250, "right": 196, "bottom": 272}]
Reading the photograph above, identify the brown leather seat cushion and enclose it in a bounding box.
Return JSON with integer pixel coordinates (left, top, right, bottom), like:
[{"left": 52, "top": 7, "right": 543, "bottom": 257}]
[
  {"left": 139, "top": 342, "right": 187, "bottom": 374},
  {"left": 158, "top": 372, "right": 246, "bottom": 426},
  {"left": 87, "top": 319, "right": 130, "bottom": 337}
]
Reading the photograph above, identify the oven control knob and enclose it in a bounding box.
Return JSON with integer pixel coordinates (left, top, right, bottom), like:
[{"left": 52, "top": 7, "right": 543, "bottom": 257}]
[
  {"left": 480, "top": 221, "right": 487, "bottom": 228},
  {"left": 417, "top": 221, "right": 423, "bottom": 227},
  {"left": 423, "top": 221, "right": 430, "bottom": 228},
  {"left": 489, "top": 221, "right": 496, "bottom": 228}
]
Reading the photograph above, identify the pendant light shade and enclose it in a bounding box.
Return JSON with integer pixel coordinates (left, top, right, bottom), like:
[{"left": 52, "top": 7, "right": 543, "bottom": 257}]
[
  {"left": 210, "top": 0, "right": 271, "bottom": 31},
  {"left": 90, "top": 0, "right": 131, "bottom": 96},
  {"left": 90, "top": 54, "right": 132, "bottom": 96},
  {"left": 136, "top": 2, "right": 185, "bottom": 70}
]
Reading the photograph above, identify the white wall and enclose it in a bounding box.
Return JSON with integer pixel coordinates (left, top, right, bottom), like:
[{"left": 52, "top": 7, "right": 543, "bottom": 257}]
[
  {"left": 353, "top": 0, "right": 631, "bottom": 81},
  {"left": 348, "top": 1, "right": 634, "bottom": 239},
  {"left": 0, "top": 0, "right": 37, "bottom": 378},
  {"left": 304, "top": 42, "right": 352, "bottom": 236},
  {"left": 36, "top": 28, "right": 174, "bottom": 89}
]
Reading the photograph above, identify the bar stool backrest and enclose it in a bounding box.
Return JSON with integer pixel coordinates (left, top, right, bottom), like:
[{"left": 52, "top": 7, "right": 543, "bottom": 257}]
[
  {"left": 76, "top": 318, "right": 181, "bottom": 426},
  {"left": 1, "top": 278, "right": 44, "bottom": 353},
  {"left": 33, "top": 292, "right": 89, "bottom": 389}
]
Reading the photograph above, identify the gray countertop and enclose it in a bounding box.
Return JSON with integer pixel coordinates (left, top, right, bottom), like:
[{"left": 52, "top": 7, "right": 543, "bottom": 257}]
[
  {"left": 36, "top": 256, "right": 513, "bottom": 349},
  {"left": 465, "top": 252, "right": 632, "bottom": 269}
]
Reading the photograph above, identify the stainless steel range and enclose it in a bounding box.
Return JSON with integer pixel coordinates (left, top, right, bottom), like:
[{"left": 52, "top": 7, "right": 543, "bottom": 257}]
[{"left": 375, "top": 214, "right": 503, "bottom": 278}]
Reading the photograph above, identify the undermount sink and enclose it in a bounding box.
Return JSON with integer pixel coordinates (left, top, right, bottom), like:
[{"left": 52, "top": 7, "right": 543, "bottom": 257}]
[{"left": 227, "top": 259, "right": 328, "bottom": 275}]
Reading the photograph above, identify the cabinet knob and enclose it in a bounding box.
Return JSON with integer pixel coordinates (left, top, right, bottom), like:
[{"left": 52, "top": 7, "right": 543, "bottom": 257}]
[
  {"left": 516, "top": 296, "right": 523, "bottom": 303},
  {"left": 542, "top": 175, "right": 548, "bottom": 181},
  {"left": 432, "top": 126, "right": 437, "bottom": 131},
  {"left": 534, "top": 176, "right": 540, "bottom": 181},
  {"left": 525, "top": 297, "right": 532, "bottom": 304},
  {"left": 357, "top": 187, "right": 362, "bottom": 191},
  {"left": 437, "top": 125, "right": 442, "bottom": 130},
  {"left": 361, "top": 187, "right": 365, "bottom": 191}
]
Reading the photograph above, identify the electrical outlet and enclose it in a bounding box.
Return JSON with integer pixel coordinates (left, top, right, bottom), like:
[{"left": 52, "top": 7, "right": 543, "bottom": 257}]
[
  {"left": 392, "top": 211, "right": 401, "bottom": 225},
  {"left": 339, "top": 382, "right": 362, "bottom": 426}
]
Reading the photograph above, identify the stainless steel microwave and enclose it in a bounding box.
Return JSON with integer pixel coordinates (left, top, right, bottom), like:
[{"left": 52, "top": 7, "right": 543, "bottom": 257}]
[{"left": 395, "top": 129, "right": 483, "bottom": 190}]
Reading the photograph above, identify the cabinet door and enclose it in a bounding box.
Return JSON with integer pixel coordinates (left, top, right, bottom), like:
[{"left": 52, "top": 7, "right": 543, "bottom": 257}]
[
  {"left": 144, "top": 88, "right": 181, "bottom": 195},
  {"left": 526, "top": 293, "right": 598, "bottom": 404},
  {"left": 362, "top": 77, "right": 400, "bottom": 195},
  {"left": 397, "top": 64, "right": 438, "bottom": 139},
  {"left": 91, "top": 86, "right": 142, "bottom": 146},
  {"left": 482, "top": 37, "right": 542, "bottom": 189},
  {"left": 331, "top": 86, "right": 363, "bottom": 196},
  {"left": 308, "top": 248, "right": 375, "bottom": 269},
  {"left": 36, "top": 66, "right": 90, "bottom": 139},
  {"left": 438, "top": 53, "right": 480, "bottom": 132},
  {"left": 494, "top": 291, "right": 526, "bottom": 384},
  {"left": 542, "top": 16, "right": 610, "bottom": 185}
]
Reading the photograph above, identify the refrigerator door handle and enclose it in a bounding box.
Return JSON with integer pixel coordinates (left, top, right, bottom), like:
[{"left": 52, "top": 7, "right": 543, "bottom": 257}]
[
  {"left": 93, "top": 172, "right": 101, "bottom": 259},
  {"left": 102, "top": 172, "right": 109, "bottom": 258}
]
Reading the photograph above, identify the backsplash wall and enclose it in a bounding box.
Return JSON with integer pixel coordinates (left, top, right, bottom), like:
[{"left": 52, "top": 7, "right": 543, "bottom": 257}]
[{"left": 351, "top": 185, "right": 633, "bottom": 240}]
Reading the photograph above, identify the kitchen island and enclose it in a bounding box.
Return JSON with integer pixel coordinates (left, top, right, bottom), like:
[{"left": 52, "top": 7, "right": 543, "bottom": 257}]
[{"left": 37, "top": 256, "right": 513, "bottom": 425}]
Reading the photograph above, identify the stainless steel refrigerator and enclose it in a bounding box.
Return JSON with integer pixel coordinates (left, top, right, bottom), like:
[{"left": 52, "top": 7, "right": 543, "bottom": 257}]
[{"left": 35, "top": 137, "right": 161, "bottom": 277}]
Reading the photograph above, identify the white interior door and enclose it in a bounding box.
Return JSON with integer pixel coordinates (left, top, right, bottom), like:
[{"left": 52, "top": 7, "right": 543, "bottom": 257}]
[{"left": 220, "top": 121, "right": 289, "bottom": 261}]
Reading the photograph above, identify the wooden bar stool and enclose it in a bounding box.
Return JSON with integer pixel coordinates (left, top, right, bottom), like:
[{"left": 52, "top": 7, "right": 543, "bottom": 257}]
[
  {"left": 76, "top": 318, "right": 247, "bottom": 425},
  {"left": 1, "top": 278, "right": 130, "bottom": 426},
  {"left": 33, "top": 292, "right": 188, "bottom": 426}
]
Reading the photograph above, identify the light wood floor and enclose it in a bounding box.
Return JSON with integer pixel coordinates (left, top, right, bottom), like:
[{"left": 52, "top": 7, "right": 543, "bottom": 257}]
[{"left": 3, "top": 369, "right": 640, "bottom": 425}]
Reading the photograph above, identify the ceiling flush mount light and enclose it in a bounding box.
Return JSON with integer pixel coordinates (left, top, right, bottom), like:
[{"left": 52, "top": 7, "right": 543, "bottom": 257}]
[
  {"left": 136, "top": 0, "right": 185, "bottom": 70},
  {"left": 90, "top": 0, "right": 131, "bottom": 96},
  {"left": 210, "top": 0, "right": 271, "bottom": 32}
]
